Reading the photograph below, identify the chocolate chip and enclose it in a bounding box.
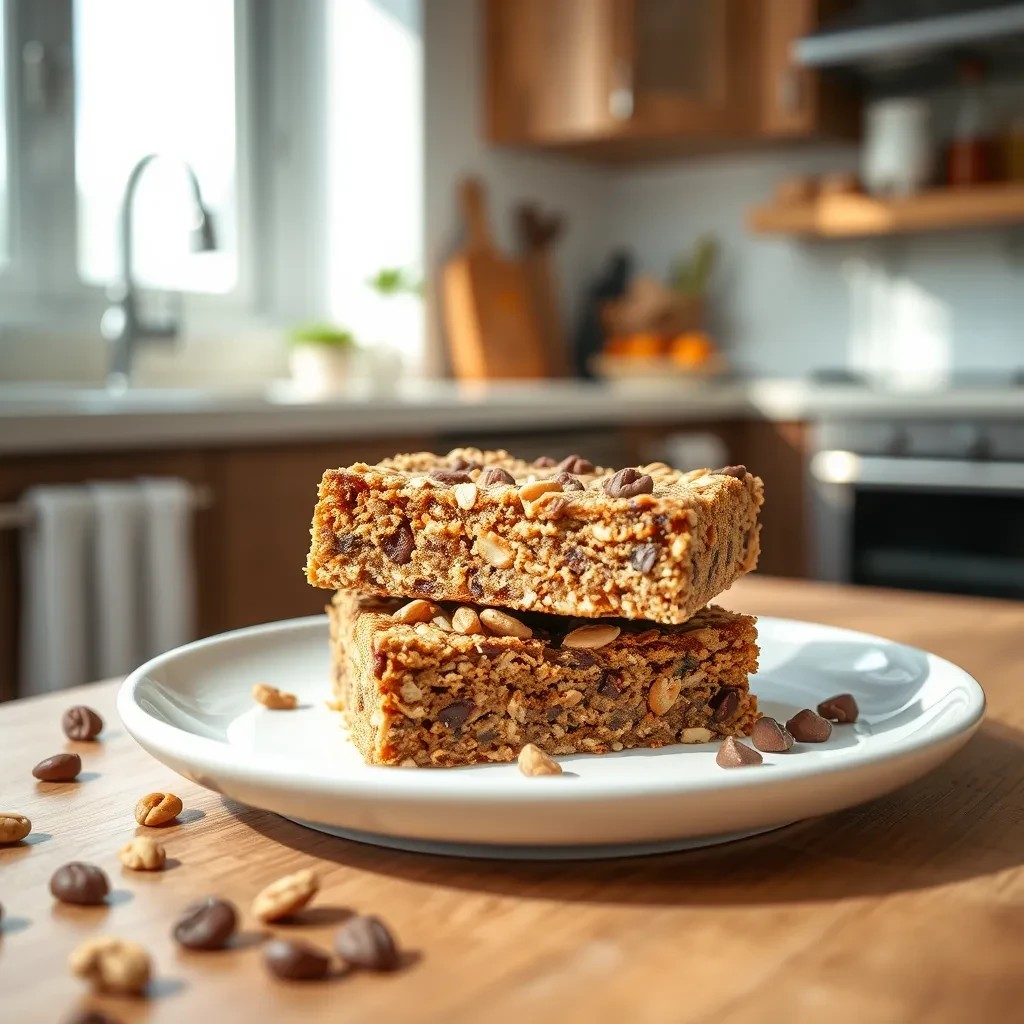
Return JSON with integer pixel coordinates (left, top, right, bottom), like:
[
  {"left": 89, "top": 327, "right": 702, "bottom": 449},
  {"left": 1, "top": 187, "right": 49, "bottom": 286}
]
[
  {"left": 553, "top": 471, "right": 584, "bottom": 491},
  {"left": 726, "top": 538, "right": 735, "bottom": 567},
  {"left": 468, "top": 572, "right": 485, "bottom": 598},
  {"left": 712, "top": 465, "right": 747, "bottom": 478},
  {"left": 565, "top": 547, "right": 589, "bottom": 575},
  {"left": 604, "top": 468, "right": 654, "bottom": 499},
  {"left": 411, "top": 578, "right": 436, "bottom": 595},
  {"left": 559, "top": 647, "right": 598, "bottom": 669},
  {"left": 372, "top": 651, "right": 387, "bottom": 677},
  {"left": 716, "top": 736, "right": 763, "bottom": 768},
  {"left": 264, "top": 938, "right": 332, "bottom": 981},
  {"left": 381, "top": 522, "right": 414, "bottom": 565},
  {"left": 429, "top": 468, "right": 473, "bottom": 484},
  {"left": 476, "top": 728, "right": 497, "bottom": 744},
  {"left": 32, "top": 752, "right": 82, "bottom": 782},
  {"left": 173, "top": 897, "right": 238, "bottom": 950},
  {"left": 751, "top": 717, "right": 794, "bottom": 753},
  {"left": 710, "top": 688, "right": 739, "bottom": 723},
  {"left": 437, "top": 700, "right": 474, "bottom": 729},
  {"left": 449, "top": 455, "right": 477, "bottom": 471},
  {"left": 334, "top": 914, "right": 400, "bottom": 971},
  {"left": 479, "top": 466, "right": 515, "bottom": 486},
  {"left": 786, "top": 708, "right": 833, "bottom": 743},
  {"left": 64, "top": 1012, "right": 122, "bottom": 1024},
  {"left": 475, "top": 641, "right": 505, "bottom": 657},
  {"left": 817, "top": 693, "right": 859, "bottom": 723},
  {"left": 674, "top": 654, "right": 698, "bottom": 677},
  {"left": 630, "top": 543, "right": 658, "bottom": 574},
  {"left": 532, "top": 456, "right": 557, "bottom": 468},
  {"left": 597, "top": 673, "right": 621, "bottom": 698},
  {"left": 556, "top": 454, "right": 594, "bottom": 475},
  {"left": 50, "top": 862, "right": 109, "bottom": 905},
  {"left": 331, "top": 532, "right": 359, "bottom": 555},
  {"left": 545, "top": 707, "right": 561, "bottom": 723},
  {"left": 543, "top": 496, "right": 569, "bottom": 520},
  {"left": 62, "top": 705, "right": 103, "bottom": 741}
]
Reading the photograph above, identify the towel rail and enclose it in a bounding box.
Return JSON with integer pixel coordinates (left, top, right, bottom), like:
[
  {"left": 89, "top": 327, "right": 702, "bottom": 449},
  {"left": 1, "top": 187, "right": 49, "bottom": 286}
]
[{"left": 0, "top": 484, "right": 214, "bottom": 531}]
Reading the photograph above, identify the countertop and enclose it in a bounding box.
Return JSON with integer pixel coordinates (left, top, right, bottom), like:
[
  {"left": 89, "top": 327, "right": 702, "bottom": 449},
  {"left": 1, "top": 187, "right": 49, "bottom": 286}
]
[
  {"left": 1, "top": 378, "right": 1022, "bottom": 455},
  {"left": 3, "top": 576, "right": 1022, "bottom": 1022}
]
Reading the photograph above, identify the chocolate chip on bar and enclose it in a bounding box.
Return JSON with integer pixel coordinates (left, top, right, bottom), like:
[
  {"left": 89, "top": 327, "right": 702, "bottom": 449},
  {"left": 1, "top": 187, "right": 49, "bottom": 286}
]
[
  {"left": 50, "top": 862, "right": 110, "bottom": 905},
  {"left": 62, "top": 705, "right": 104, "bottom": 741},
  {"left": 556, "top": 454, "right": 594, "bottom": 475},
  {"left": 629, "top": 543, "right": 658, "bottom": 574},
  {"left": 381, "top": 522, "right": 415, "bottom": 565},
  {"left": 532, "top": 456, "right": 557, "bottom": 467},
  {"left": 173, "top": 897, "right": 238, "bottom": 950},
  {"left": 786, "top": 708, "right": 833, "bottom": 743},
  {"left": 478, "top": 466, "right": 515, "bottom": 486},
  {"left": 429, "top": 468, "right": 473, "bottom": 485},
  {"left": 603, "top": 467, "right": 655, "bottom": 499},
  {"left": 817, "top": 693, "right": 859, "bottom": 723},
  {"left": 32, "top": 752, "right": 82, "bottom": 782},
  {"left": 334, "top": 914, "right": 401, "bottom": 971},
  {"left": 751, "top": 717, "right": 794, "bottom": 753},
  {"left": 713, "top": 465, "right": 747, "bottom": 478},
  {"left": 716, "top": 736, "right": 763, "bottom": 768},
  {"left": 554, "top": 471, "right": 584, "bottom": 490}
]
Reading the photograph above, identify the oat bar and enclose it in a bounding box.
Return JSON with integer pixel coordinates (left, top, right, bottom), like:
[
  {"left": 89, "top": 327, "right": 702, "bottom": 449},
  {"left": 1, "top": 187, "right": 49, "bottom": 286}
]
[
  {"left": 308, "top": 448, "right": 763, "bottom": 625},
  {"left": 328, "top": 592, "right": 760, "bottom": 768}
]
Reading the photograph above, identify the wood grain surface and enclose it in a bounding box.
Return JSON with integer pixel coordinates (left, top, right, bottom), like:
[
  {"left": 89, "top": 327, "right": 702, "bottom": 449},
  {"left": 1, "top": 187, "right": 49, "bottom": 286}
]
[{"left": 2, "top": 576, "right": 1023, "bottom": 1023}]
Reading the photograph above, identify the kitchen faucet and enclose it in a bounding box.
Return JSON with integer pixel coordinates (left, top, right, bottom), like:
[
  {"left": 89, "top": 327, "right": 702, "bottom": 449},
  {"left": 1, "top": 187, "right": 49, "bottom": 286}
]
[{"left": 101, "top": 154, "right": 218, "bottom": 390}]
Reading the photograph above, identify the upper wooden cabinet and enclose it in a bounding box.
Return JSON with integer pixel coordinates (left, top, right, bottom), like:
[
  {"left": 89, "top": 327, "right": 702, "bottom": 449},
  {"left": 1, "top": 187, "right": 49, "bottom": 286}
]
[{"left": 485, "top": 0, "right": 857, "bottom": 160}]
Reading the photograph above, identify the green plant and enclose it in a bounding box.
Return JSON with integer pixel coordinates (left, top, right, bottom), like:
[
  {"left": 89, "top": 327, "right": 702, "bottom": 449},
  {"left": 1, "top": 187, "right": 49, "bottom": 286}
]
[
  {"left": 669, "top": 235, "right": 718, "bottom": 297},
  {"left": 287, "top": 323, "right": 357, "bottom": 349},
  {"left": 367, "top": 266, "right": 423, "bottom": 297}
]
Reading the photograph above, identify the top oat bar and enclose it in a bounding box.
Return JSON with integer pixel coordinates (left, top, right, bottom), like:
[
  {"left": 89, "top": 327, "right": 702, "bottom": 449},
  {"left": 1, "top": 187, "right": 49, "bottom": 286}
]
[{"left": 306, "top": 448, "right": 763, "bottom": 625}]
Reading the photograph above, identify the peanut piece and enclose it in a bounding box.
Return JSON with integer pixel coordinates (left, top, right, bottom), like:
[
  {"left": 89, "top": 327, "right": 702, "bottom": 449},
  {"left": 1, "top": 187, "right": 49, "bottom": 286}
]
[
  {"left": 252, "top": 683, "right": 298, "bottom": 710},
  {"left": 562, "top": 624, "right": 621, "bottom": 649},
  {"left": 517, "top": 743, "right": 563, "bottom": 777},
  {"left": 69, "top": 936, "right": 151, "bottom": 995},
  {"left": 452, "top": 606, "right": 483, "bottom": 635},
  {"left": 518, "top": 479, "right": 562, "bottom": 504},
  {"left": 135, "top": 792, "right": 183, "bottom": 827},
  {"left": 560, "top": 689, "right": 584, "bottom": 708},
  {"left": 478, "top": 531, "right": 514, "bottom": 569},
  {"left": 682, "top": 727, "right": 714, "bottom": 743},
  {"left": 251, "top": 867, "right": 319, "bottom": 923},
  {"left": 0, "top": 812, "right": 31, "bottom": 844},
  {"left": 391, "top": 599, "right": 437, "bottom": 624},
  {"left": 480, "top": 608, "right": 533, "bottom": 639},
  {"left": 648, "top": 678, "right": 681, "bottom": 716},
  {"left": 431, "top": 614, "right": 453, "bottom": 632},
  {"left": 118, "top": 836, "right": 166, "bottom": 871},
  {"left": 453, "top": 482, "right": 478, "bottom": 510}
]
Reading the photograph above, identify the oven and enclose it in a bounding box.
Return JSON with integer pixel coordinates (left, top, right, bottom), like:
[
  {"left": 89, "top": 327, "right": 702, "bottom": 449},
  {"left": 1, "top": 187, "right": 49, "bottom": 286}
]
[{"left": 809, "top": 418, "right": 1024, "bottom": 600}]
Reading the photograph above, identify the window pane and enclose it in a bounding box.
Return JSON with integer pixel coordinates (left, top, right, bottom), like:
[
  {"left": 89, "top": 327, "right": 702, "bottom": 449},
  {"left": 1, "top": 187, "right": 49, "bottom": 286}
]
[
  {"left": 73, "top": 0, "right": 237, "bottom": 293},
  {"left": 0, "top": 0, "right": 8, "bottom": 268}
]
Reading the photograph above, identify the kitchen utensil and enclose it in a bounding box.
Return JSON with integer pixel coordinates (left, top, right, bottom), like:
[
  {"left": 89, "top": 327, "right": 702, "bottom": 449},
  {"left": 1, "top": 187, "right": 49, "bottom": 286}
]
[
  {"left": 515, "top": 202, "right": 566, "bottom": 377},
  {"left": 862, "top": 98, "right": 933, "bottom": 197}
]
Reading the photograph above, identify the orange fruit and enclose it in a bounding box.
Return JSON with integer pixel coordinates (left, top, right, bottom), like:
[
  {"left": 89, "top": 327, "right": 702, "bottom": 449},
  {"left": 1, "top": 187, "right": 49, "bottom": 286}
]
[{"left": 669, "top": 332, "right": 714, "bottom": 366}]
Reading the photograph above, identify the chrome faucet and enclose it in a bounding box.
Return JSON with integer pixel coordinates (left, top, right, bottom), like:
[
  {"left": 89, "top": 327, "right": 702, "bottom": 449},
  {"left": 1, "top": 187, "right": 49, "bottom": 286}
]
[{"left": 101, "top": 154, "right": 218, "bottom": 390}]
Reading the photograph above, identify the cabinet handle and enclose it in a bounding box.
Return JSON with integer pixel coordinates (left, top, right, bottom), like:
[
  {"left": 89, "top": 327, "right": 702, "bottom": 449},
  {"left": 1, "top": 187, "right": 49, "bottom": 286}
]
[
  {"left": 778, "top": 67, "right": 803, "bottom": 115},
  {"left": 609, "top": 57, "right": 634, "bottom": 120}
]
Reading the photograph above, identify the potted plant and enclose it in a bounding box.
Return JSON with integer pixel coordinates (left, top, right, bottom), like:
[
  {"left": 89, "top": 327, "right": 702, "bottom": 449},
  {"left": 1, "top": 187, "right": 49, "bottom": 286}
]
[{"left": 287, "top": 323, "right": 357, "bottom": 395}]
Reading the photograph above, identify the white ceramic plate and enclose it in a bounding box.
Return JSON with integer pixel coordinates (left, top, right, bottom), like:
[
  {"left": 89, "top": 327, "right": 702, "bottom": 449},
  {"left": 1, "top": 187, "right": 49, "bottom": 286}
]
[{"left": 118, "top": 615, "right": 985, "bottom": 860}]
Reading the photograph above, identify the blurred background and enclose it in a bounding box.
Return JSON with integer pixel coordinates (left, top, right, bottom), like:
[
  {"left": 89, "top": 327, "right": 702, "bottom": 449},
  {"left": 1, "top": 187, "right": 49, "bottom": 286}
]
[{"left": 2, "top": 0, "right": 1023, "bottom": 701}]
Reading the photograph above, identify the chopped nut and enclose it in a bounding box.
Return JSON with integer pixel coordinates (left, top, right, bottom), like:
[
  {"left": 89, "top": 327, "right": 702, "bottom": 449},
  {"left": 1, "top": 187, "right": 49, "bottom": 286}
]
[
  {"left": 392, "top": 599, "right": 437, "bottom": 624},
  {"left": 118, "top": 836, "right": 166, "bottom": 871},
  {"left": 431, "top": 614, "right": 453, "bottom": 632},
  {"left": 453, "top": 482, "right": 478, "bottom": 510},
  {"left": 648, "top": 678, "right": 681, "bottom": 716},
  {"left": 518, "top": 743, "right": 563, "bottom": 777},
  {"left": 518, "top": 479, "right": 562, "bottom": 504},
  {"left": 253, "top": 683, "right": 298, "bottom": 710},
  {"left": 681, "top": 727, "right": 713, "bottom": 743},
  {"left": 134, "top": 792, "right": 183, "bottom": 827},
  {"left": 251, "top": 868, "right": 319, "bottom": 923},
  {"left": 69, "top": 936, "right": 151, "bottom": 995},
  {"left": 560, "top": 689, "right": 584, "bottom": 708},
  {"left": 452, "top": 606, "right": 483, "bottom": 635},
  {"left": 562, "top": 624, "right": 621, "bottom": 649},
  {"left": 400, "top": 679, "right": 423, "bottom": 702},
  {"left": 0, "top": 812, "right": 32, "bottom": 844},
  {"left": 716, "top": 736, "right": 763, "bottom": 768},
  {"left": 478, "top": 530, "right": 514, "bottom": 568},
  {"left": 480, "top": 608, "right": 533, "bottom": 639}
]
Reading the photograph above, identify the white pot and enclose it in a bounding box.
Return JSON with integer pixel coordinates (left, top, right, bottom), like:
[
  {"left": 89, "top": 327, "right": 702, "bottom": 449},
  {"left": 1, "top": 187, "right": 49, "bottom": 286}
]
[
  {"left": 288, "top": 344, "right": 354, "bottom": 396},
  {"left": 862, "top": 98, "right": 933, "bottom": 198}
]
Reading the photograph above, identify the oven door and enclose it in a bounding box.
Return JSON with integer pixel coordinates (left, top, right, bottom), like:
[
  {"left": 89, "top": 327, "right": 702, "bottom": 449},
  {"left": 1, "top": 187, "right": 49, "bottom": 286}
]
[{"left": 810, "top": 452, "right": 1024, "bottom": 599}]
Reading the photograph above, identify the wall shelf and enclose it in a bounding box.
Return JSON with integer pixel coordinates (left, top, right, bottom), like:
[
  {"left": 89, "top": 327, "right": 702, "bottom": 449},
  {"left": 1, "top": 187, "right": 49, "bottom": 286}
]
[{"left": 747, "top": 182, "right": 1024, "bottom": 239}]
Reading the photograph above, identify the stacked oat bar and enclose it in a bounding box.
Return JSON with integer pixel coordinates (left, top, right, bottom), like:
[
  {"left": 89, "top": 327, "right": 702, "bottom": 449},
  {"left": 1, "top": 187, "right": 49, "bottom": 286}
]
[{"left": 306, "top": 448, "right": 764, "bottom": 767}]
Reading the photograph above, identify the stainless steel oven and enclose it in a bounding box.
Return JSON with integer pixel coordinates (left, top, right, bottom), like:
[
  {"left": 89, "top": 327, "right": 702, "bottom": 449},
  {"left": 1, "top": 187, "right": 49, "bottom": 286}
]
[{"left": 809, "top": 418, "right": 1024, "bottom": 599}]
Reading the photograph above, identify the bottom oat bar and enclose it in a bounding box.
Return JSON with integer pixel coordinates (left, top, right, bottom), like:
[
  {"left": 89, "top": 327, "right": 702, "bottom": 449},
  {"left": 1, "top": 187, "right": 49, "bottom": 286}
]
[{"left": 328, "top": 593, "right": 760, "bottom": 768}]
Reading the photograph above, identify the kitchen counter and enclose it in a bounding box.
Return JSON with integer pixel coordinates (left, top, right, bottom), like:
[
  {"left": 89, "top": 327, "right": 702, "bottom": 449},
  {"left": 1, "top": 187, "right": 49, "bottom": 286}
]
[
  {"left": 2, "top": 576, "right": 1022, "bottom": 1022},
  {"left": 1, "top": 378, "right": 1022, "bottom": 455}
]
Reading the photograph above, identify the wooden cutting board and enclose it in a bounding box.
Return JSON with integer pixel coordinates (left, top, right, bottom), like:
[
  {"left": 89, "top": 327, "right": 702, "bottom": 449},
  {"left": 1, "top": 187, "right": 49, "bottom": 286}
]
[
  {"left": 516, "top": 202, "right": 567, "bottom": 377},
  {"left": 443, "top": 178, "right": 547, "bottom": 380}
]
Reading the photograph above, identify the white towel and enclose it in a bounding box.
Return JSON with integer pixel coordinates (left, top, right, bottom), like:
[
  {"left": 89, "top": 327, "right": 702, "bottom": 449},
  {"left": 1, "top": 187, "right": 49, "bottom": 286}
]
[
  {"left": 19, "top": 486, "right": 94, "bottom": 695},
  {"left": 138, "top": 478, "right": 196, "bottom": 659}
]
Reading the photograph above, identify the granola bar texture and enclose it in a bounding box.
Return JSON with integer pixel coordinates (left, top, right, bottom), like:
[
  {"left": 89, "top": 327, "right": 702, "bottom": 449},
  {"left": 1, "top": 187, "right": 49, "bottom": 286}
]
[
  {"left": 308, "top": 448, "right": 763, "bottom": 625},
  {"left": 327, "top": 592, "right": 760, "bottom": 768}
]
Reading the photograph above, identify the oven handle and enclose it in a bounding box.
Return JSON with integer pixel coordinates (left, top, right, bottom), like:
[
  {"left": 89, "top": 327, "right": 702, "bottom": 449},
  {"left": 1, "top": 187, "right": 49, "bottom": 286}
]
[{"left": 810, "top": 451, "right": 1024, "bottom": 494}]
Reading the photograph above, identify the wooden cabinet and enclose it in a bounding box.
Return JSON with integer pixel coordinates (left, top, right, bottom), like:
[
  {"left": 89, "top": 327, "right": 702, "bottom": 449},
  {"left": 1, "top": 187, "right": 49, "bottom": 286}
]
[{"left": 486, "top": 0, "right": 856, "bottom": 160}]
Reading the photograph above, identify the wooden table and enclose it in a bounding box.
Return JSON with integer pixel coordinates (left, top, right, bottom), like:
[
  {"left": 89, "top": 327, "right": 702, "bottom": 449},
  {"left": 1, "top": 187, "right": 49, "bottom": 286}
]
[{"left": 3, "top": 577, "right": 1023, "bottom": 1023}]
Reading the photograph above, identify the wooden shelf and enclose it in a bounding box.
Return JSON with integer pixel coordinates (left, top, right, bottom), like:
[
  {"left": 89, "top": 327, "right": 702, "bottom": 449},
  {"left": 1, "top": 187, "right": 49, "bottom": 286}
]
[{"left": 748, "top": 182, "right": 1024, "bottom": 238}]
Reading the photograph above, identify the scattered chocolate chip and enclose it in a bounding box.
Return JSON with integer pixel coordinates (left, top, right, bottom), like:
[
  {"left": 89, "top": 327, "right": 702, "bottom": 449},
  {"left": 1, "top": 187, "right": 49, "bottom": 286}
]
[
  {"left": 429, "top": 468, "right": 473, "bottom": 485},
  {"left": 751, "top": 717, "right": 794, "bottom": 753},
  {"left": 264, "top": 938, "right": 332, "bottom": 981},
  {"left": 381, "top": 523, "right": 414, "bottom": 565},
  {"left": 716, "top": 736, "right": 763, "bottom": 768},
  {"left": 786, "top": 708, "right": 833, "bottom": 743},
  {"left": 604, "top": 468, "right": 654, "bottom": 499},
  {"left": 709, "top": 689, "right": 739, "bottom": 723},
  {"left": 565, "top": 547, "right": 589, "bottom": 575},
  {"left": 335, "top": 914, "right": 400, "bottom": 971},
  {"left": 712, "top": 465, "right": 747, "bottom": 479},
  {"left": 173, "top": 897, "right": 238, "bottom": 951},
  {"left": 479, "top": 466, "right": 515, "bottom": 486},
  {"left": 556, "top": 454, "right": 594, "bottom": 475},
  {"left": 630, "top": 543, "right": 658, "bottom": 574},
  {"left": 372, "top": 651, "right": 387, "bottom": 677},
  {"left": 50, "top": 862, "right": 110, "bottom": 905},
  {"left": 817, "top": 693, "right": 859, "bottom": 723},
  {"left": 674, "top": 654, "right": 698, "bottom": 677},
  {"left": 32, "top": 752, "right": 82, "bottom": 782},
  {"left": 62, "top": 705, "right": 104, "bottom": 741},
  {"left": 532, "top": 456, "right": 557, "bottom": 468},
  {"left": 437, "top": 700, "right": 474, "bottom": 729},
  {"left": 554, "top": 471, "right": 584, "bottom": 491},
  {"left": 597, "top": 673, "right": 621, "bottom": 698},
  {"left": 64, "top": 1012, "right": 122, "bottom": 1024}
]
